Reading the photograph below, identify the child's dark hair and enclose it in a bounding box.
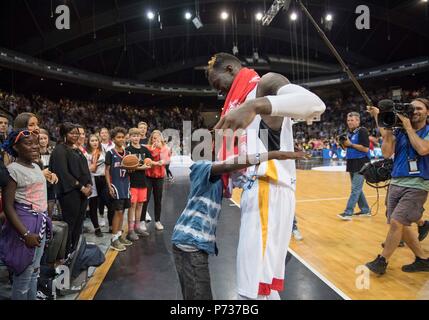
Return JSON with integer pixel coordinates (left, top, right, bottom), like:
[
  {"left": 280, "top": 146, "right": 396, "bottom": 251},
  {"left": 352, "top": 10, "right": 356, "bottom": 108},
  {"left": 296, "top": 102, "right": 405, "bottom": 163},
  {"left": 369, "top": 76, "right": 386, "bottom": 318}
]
[
  {"left": 110, "top": 127, "right": 127, "bottom": 139},
  {"left": 2, "top": 129, "right": 31, "bottom": 157},
  {"left": 0, "top": 112, "right": 9, "bottom": 120}
]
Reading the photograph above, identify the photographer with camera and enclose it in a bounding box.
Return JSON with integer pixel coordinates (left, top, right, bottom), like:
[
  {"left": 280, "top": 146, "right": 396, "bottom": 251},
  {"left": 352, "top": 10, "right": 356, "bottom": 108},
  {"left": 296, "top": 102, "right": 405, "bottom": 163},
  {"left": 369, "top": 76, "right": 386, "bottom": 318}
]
[
  {"left": 337, "top": 112, "right": 371, "bottom": 221},
  {"left": 366, "top": 98, "right": 429, "bottom": 275}
]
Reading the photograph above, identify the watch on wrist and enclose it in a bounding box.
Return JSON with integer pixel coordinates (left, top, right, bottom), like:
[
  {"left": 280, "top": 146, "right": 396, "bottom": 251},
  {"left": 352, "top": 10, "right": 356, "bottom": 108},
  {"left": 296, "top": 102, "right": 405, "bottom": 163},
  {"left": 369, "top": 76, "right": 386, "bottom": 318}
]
[{"left": 22, "top": 230, "right": 31, "bottom": 239}]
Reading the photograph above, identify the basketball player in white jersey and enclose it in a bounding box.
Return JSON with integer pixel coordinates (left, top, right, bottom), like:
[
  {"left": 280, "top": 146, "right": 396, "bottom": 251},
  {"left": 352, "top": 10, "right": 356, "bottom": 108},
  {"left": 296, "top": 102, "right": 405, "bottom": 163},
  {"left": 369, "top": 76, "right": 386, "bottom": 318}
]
[{"left": 206, "top": 53, "right": 326, "bottom": 300}]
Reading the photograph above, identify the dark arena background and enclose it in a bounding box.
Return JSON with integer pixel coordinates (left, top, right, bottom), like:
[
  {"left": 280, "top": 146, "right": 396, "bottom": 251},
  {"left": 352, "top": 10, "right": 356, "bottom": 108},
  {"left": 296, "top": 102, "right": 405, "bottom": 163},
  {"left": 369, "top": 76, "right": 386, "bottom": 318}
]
[{"left": 0, "top": 0, "right": 429, "bottom": 310}]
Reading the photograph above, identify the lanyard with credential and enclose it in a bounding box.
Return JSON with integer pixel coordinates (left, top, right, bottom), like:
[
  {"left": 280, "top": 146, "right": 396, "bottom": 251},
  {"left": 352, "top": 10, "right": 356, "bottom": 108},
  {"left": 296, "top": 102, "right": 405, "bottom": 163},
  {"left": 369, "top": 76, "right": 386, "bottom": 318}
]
[
  {"left": 404, "top": 128, "right": 427, "bottom": 161},
  {"left": 403, "top": 128, "right": 428, "bottom": 174},
  {"left": 244, "top": 153, "right": 261, "bottom": 190}
]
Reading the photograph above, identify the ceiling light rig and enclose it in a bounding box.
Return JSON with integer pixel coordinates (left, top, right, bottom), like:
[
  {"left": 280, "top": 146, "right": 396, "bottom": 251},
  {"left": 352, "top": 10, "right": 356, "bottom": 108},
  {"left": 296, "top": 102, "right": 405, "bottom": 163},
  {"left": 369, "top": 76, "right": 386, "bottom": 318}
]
[
  {"left": 322, "top": 13, "right": 334, "bottom": 31},
  {"left": 262, "top": 0, "right": 292, "bottom": 26},
  {"left": 192, "top": 0, "right": 203, "bottom": 29},
  {"left": 146, "top": 11, "right": 155, "bottom": 20},
  {"left": 220, "top": 11, "right": 229, "bottom": 20}
]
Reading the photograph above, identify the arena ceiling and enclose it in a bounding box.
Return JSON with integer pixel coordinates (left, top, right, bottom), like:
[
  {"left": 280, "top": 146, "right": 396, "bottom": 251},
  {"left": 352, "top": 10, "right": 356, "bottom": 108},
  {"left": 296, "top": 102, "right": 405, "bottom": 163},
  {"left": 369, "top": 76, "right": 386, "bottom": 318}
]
[{"left": 0, "top": 0, "right": 429, "bottom": 95}]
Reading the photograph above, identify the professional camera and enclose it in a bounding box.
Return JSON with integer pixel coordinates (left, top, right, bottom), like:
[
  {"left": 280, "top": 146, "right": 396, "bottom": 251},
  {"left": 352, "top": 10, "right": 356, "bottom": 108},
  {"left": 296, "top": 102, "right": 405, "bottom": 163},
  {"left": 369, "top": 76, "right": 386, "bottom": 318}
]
[
  {"left": 338, "top": 133, "right": 349, "bottom": 149},
  {"left": 338, "top": 134, "right": 348, "bottom": 144},
  {"left": 359, "top": 159, "right": 393, "bottom": 186},
  {"left": 377, "top": 99, "right": 415, "bottom": 129}
]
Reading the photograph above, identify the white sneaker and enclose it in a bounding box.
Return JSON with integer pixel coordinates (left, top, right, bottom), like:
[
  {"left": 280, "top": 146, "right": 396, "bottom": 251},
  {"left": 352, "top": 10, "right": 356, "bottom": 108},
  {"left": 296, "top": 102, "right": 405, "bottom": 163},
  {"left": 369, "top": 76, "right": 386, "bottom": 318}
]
[
  {"left": 140, "top": 221, "right": 147, "bottom": 232},
  {"left": 99, "top": 217, "right": 106, "bottom": 227},
  {"left": 155, "top": 222, "right": 164, "bottom": 231},
  {"left": 292, "top": 229, "right": 303, "bottom": 241},
  {"left": 145, "top": 212, "right": 152, "bottom": 222}
]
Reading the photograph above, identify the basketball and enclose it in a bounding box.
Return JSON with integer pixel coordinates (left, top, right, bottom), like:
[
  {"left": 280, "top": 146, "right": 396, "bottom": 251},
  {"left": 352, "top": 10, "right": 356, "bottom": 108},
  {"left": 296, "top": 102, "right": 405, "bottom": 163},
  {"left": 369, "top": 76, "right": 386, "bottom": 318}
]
[
  {"left": 143, "top": 158, "right": 152, "bottom": 166},
  {"left": 121, "top": 154, "right": 140, "bottom": 169}
]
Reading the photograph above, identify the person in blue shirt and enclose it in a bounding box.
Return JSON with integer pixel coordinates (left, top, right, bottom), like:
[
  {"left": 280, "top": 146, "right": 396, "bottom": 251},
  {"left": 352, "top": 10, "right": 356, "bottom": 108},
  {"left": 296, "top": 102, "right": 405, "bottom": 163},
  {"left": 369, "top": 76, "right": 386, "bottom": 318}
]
[
  {"left": 171, "top": 150, "right": 308, "bottom": 300},
  {"left": 366, "top": 98, "right": 429, "bottom": 275},
  {"left": 338, "top": 112, "right": 371, "bottom": 220},
  {"left": 105, "top": 127, "right": 132, "bottom": 252}
]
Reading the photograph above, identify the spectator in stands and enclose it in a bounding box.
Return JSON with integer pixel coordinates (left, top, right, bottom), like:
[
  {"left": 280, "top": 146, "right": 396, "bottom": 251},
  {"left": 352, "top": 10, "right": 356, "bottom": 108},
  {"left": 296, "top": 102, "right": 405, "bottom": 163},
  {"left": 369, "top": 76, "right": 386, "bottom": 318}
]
[
  {"left": 0, "top": 129, "right": 51, "bottom": 300},
  {"left": 13, "top": 112, "right": 39, "bottom": 132},
  {"left": 105, "top": 127, "right": 132, "bottom": 252},
  {"left": 0, "top": 113, "right": 9, "bottom": 144},
  {"left": 97, "top": 127, "right": 113, "bottom": 229},
  {"left": 10, "top": 113, "right": 57, "bottom": 185},
  {"left": 86, "top": 134, "right": 103, "bottom": 238},
  {"left": 87, "top": 133, "right": 109, "bottom": 232},
  {"left": 50, "top": 123, "right": 92, "bottom": 255},
  {"left": 38, "top": 129, "right": 56, "bottom": 217},
  {"left": 143, "top": 130, "right": 170, "bottom": 231},
  {"left": 76, "top": 126, "right": 87, "bottom": 154},
  {"left": 138, "top": 122, "right": 149, "bottom": 145},
  {"left": 100, "top": 127, "right": 114, "bottom": 154}
]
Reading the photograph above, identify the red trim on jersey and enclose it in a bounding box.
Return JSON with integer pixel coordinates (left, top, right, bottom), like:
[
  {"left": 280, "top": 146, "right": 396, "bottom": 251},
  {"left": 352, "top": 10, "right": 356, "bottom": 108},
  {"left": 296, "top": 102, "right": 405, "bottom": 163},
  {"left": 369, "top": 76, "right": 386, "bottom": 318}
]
[
  {"left": 112, "top": 148, "right": 127, "bottom": 158},
  {"left": 258, "top": 278, "right": 284, "bottom": 296},
  {"left": 218, "top": 68, "right": 260, "bottom": 197}
]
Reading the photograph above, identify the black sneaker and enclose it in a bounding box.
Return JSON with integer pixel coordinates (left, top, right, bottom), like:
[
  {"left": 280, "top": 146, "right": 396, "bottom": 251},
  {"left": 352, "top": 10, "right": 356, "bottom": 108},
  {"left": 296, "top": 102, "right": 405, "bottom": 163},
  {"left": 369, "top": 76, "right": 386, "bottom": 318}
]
[
  {"left": 366, "top": 255, "right": 388, "bottom": 275},
  {"left": 337, "top": 213, "right": 352, "bottom": 221},
  {"left": 354, "top": 212, "right": 372, "bottom": 217},
  {"left": 402, "top": 257, "right": 429, "bottom": 273},
  {"left": 418, "top": 221, "right": 429, "bottom": 242},
  {"left": 381, "top": 241, "right": 405, "bottom": 248},
  {"left": 94, "top": 228, "right": 103, "bottom": 238}
]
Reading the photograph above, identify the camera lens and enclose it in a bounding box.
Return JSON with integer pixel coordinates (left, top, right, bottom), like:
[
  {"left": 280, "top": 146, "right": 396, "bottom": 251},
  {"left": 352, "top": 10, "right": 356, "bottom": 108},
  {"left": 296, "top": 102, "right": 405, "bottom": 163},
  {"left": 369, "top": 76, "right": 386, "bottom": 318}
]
[
  {"left": 393, "top": 103, "right": 405, "bottom": 113},
  {"left": 379, "top": 111, "right": 396, "bottom": 128}
]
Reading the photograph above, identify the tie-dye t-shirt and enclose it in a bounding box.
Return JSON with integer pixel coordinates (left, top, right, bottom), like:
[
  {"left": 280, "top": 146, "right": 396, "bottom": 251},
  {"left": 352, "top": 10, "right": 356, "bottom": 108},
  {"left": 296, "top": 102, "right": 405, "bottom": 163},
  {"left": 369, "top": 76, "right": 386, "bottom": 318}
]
[{"left": 7, "top": 162, "right": 47, "bottom": 212}]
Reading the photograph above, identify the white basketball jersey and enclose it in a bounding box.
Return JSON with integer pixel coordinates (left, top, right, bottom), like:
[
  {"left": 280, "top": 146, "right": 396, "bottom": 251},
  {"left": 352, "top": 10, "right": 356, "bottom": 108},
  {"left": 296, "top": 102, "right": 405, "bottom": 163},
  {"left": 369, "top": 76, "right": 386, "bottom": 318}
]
[
  {"left": 242, "top": 87, "right": 297, "bottom": 191},
  {"left": 235, "top": 86, "right": 296, "bottom": 299}
]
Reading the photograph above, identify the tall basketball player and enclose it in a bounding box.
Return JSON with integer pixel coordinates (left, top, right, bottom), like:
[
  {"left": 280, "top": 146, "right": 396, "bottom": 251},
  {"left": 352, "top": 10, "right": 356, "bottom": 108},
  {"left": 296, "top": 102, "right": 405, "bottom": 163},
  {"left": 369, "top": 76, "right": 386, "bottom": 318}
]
[{"left": 206, "top": 53, "right": 326, "bottom": 300}]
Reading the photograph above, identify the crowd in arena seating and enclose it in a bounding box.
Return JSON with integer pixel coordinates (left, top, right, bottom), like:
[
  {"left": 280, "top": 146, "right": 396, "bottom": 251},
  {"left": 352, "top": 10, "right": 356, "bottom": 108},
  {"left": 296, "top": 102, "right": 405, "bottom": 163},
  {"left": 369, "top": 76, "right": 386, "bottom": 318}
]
[
  {"left": 2, "top": 83, "right": 428, "bottom": 150},
  {"left": 0, "top": 90, "right": 206, "bottom": 141}
]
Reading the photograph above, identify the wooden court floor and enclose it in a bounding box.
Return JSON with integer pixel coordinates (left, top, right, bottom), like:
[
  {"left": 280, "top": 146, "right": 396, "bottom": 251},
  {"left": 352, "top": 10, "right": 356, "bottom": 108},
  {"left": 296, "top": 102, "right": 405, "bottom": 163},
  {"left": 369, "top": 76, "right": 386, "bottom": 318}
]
[{"left": 232, "top": 170, "right": 429, "bottom": 300}]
